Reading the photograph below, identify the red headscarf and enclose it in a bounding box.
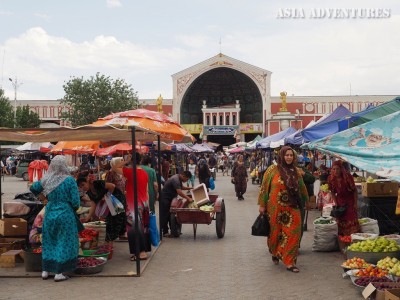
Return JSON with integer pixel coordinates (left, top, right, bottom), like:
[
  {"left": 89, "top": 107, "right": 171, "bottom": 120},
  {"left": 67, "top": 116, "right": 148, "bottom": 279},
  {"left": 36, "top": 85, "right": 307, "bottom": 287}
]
[
  {"left": 328, "top": 160, "right": 356, "bottom": 195},
  {"left": 277, "top": 146, "right": 301, "bottom": 207}
]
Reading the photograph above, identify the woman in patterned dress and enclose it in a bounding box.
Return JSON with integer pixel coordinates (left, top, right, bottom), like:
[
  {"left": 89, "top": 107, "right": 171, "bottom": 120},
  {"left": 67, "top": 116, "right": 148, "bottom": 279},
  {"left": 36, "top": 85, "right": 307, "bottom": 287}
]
[
  {"left": 258, "top": 146, "right": 309, "bottom": 273},
  {"left": 30, "top": 155, "right": 81, "bottom": 282},
  {"left": 328, "top": 160, "right": 360, "bottom": 235}
]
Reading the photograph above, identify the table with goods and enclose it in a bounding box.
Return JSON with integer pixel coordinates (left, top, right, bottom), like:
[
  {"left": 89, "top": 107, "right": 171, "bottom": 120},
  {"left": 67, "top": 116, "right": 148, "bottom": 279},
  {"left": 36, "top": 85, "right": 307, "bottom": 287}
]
[{"left": 341, "top": 236, "right": 400, "bottom": 298}]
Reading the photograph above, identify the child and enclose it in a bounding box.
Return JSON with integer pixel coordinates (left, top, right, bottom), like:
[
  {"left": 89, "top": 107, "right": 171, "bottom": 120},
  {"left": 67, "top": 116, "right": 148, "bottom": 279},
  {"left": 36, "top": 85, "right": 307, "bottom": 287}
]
[{"left": 187, "top": 159, "right": 197, "bottom": 188}]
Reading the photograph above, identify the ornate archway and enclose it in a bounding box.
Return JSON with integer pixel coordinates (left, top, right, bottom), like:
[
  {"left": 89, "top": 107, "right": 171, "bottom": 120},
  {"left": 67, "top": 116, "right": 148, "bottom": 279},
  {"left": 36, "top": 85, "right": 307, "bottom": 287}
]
[{"left": 180, "top": 67, "right": 263, "bottom": 125}]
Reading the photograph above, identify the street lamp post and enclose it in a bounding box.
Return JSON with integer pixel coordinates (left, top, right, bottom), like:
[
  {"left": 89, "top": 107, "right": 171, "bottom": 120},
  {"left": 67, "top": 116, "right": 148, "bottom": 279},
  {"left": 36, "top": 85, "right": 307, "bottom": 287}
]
[{"left": 9, "top": 77, "right": 22, "bottom": 128}]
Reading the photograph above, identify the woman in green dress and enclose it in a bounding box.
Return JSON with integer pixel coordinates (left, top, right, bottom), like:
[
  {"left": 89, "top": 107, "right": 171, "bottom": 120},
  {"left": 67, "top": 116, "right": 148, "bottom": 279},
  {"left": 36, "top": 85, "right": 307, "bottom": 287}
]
[{"left": 30, "top": 155, "right": 81, "bottom": 282}]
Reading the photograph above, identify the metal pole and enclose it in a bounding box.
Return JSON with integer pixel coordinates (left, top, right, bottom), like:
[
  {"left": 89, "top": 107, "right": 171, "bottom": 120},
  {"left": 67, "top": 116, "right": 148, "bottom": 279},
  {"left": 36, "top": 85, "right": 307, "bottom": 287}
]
[{"left": 157, "top": 135, "right": 162, "bottom": 241}]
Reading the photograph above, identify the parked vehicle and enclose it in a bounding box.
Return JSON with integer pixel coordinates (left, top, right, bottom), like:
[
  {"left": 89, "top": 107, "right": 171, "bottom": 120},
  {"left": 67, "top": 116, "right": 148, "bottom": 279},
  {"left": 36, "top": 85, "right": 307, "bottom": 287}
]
[{"left": 15, "top": 160, "right": 32, "bottom": 181}]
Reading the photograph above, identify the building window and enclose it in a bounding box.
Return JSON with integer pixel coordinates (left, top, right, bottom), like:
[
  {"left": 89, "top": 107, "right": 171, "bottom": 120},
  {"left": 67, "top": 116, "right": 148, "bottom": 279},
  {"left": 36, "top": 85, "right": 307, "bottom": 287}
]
[
  {"left": 212, "top": 115, "right": 216, "bottom": 125},
  {"left": 219, "top": 115, "right": 223, "bottom": 126},
  {"left": 226, "top": 115, "right": 230, "bottom": 125},
  {"left": 233, "top": 114, "right": 236, "bottom": 125},
  {"left": 50, "top": 106, "right": 55, "bottom": 118},
  {"left": 206, "top": 115, "right": 210, "bottom": 125}
]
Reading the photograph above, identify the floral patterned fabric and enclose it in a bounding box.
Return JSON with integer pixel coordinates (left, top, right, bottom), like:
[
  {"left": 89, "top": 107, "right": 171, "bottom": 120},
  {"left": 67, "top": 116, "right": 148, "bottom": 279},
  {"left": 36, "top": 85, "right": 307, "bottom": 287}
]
[{"left": 258, "top": 165, "right": 309, "bottom": 266}]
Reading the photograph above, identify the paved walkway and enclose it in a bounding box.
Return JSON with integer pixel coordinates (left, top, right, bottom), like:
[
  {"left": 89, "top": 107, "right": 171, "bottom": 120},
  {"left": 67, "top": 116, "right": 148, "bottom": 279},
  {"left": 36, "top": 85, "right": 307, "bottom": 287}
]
[{"left": 0, "top": 173, "right": 362, "bottom": 300}]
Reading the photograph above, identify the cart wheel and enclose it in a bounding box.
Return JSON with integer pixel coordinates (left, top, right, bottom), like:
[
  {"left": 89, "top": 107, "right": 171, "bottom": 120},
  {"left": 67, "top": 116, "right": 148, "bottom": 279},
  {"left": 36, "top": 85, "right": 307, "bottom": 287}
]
[
  {"left": 216, "top": 201, "right": 226, "bottom": 238},
  {"left": 170, "top": 214, "right": 182, "bottom": 238}
]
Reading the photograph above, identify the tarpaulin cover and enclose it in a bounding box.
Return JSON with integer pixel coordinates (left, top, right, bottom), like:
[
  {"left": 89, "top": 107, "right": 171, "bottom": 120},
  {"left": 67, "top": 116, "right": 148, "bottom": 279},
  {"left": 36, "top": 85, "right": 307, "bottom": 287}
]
[
  {"left": 304, "top": 110, "right": 400, "bottom": 182},
  {"left": 256, "top": 127, "right": 297, "bottom": 149}
]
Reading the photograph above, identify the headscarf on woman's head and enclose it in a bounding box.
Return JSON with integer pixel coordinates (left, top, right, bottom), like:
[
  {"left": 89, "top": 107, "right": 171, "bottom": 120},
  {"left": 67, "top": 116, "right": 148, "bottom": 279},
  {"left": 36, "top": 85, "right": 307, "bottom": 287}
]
[
  {"left": 277, "top": 146, "right": 301, "bottom": 207},
  {"left": 110, "top": 157, "right": 124, "bottom": 169},
  {"left": 40, "top": 155, "right": 70, "bottom": 196},
  {"left": 328, "top": 160, "right": 356, "bottom": 194}
]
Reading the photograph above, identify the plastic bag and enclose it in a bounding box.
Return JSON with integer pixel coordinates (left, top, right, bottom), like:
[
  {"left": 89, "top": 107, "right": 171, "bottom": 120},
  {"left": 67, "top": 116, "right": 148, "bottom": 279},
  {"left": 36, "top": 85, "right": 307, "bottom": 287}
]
[
  {"left": 209, "top": 177, "right": 215, "bottom": 190},
  {"left": 251, "top": 214, "right": 270, "bottom": 237},
  {"left": 149, "top": 212, "right": 160, "bottom": 247},
  {"left": 95, "top": 200, "right": 109, "bottom": 218},
  {"left": 104, "top": 192, "right": 125, "bottom": 216}
]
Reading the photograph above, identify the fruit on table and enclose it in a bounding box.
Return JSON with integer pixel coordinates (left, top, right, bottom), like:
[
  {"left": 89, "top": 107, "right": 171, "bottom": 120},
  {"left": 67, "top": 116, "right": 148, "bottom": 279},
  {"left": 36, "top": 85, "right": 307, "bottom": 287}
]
[
  {"left": 355, "top": 266, "right": 388, "bottom": 277},
  {"left": 347, "top": 237, "right": 400, "bottom": 252},
  {"left": 377, "top": 257, "right": 399, "bottom": 270},
  {"left": 342, "top": 257, "right": 371, "bottom": 269},
  {"left": 354, "top": 276, "right": 392, "bottom": 287}
]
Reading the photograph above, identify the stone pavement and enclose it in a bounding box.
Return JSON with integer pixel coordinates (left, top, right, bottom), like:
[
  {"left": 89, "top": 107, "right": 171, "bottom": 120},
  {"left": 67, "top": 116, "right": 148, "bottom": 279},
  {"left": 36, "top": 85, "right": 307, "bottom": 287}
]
[{"left": 0, "top": 173, "right": 363, "bottom": 300}]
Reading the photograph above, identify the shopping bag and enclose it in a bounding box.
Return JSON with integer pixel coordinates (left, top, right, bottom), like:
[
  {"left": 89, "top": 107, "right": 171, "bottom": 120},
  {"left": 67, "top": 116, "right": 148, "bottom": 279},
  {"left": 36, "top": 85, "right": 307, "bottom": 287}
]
[
  {"left": 104, "top": 192, "right": 125, "bottom": 216},
  {"left": 95, "top": 200, "right": 109, "bottom": 218},
  {"left": 209, "top": 177, "right": 215, "bottom": 190},
  {"left": 149, "top": 212, "right": 160, "bottom": 247},
  {"left": 251, "top": 214, "right": 270, "bottom": 236}
]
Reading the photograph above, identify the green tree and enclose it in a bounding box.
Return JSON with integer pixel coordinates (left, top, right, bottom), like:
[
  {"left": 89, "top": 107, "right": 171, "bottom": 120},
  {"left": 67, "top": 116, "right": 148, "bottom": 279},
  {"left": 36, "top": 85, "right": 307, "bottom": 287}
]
[
  {"left": 61, "top": 73, "right": 139, "bottom": 126},
  {"left": 0, "top": 88, "right": 14, "bottom": 128},
  {"left": 15, "top": 105, "right": 41, "bottom": 128}
]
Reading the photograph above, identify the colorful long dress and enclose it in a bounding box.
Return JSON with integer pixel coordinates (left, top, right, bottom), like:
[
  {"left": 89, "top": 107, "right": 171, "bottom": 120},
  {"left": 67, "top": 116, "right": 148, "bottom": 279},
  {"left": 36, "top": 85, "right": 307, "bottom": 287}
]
[
  {"left": 328, "top": 177, "right": 360, "bottom": 236},
  {"left": 258, "top": 165, "right": 308, "bottom": 266},
  {"left": 30, "top": 176, "right": 80, "bottom": 273},
  {"left": 87, "top": 180, "right": 127, "bottom": 241}
]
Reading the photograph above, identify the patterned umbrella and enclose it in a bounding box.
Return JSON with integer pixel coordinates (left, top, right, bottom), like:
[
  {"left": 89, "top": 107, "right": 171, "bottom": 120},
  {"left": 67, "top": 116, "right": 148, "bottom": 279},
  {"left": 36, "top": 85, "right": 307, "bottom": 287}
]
[
  {"left": 91, "top": 109, "right": 195, "bottom": 143},
  {"left": 50, "top": 140, "right": 101, "bottom": 155}
]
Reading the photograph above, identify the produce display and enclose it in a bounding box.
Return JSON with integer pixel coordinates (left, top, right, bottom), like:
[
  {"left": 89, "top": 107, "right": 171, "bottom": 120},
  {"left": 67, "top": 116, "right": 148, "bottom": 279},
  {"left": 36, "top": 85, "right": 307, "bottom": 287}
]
[
  {"left": 377, "top": 257, "right": 400, "bottom": 277},
  {"left": 313, "top": 217, "right": 334, "bottom": 225},
  {"left": 354, "top": 276, "right": 393, "bottom": 287},
  {"left": 339, "top": 235, "right": 352, "bottom": 243},
  {"left": 32, "top": 247, "right": 42, "bottom": 254},
  {"left": 342, "top": 257, "right": 372, "bottom": 269},
  {"left": 199, "top": 205, "right": 214, "bottom": 212},
  {"left": 77, "top": 257, "right": 104, "bottom": 268},
  {"left": 347, "top": 237, "right": 400, "bottom": 252},
  {"left": 354, "top": 266, "right": 388, "bottom": 277},
  {"left": 320, "top": 184, "right": 330, "bottom": 192},
  {"left": 358, "top": 218, "right": 370, "bottom": 225}
]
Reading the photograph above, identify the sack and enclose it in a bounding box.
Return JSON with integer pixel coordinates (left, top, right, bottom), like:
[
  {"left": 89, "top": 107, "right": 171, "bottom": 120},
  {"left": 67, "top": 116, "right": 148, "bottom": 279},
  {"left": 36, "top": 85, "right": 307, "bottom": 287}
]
[
  {"left": 359, "top": 218, "right": 380, "bottom": 235},
  {"left": 104, "top": 192, "right": 125, "bottom": 216},
  {"left": 149, "top": 212, "right": 160, "bottom": 247},
  {"left": 312, "top": 217, "right": 339, "bottom": 252},
  {"left": 330, "top": 205, "right": 347, "bottom": 218},
  {"left": 251, "top": 214, "right": 270, "bottom": 237},
  {"left": 209, "top": 177, "right": 215, "bottom": 190},
  {"left": 95, "top": 200, "right": 109, "bottom": 218}
]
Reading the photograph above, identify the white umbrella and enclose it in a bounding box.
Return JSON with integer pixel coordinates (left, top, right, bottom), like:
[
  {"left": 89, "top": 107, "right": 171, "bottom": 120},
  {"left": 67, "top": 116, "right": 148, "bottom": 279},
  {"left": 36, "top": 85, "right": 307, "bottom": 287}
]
[{"left": 15, "top": 142, "right": 53, "bottom": 151}]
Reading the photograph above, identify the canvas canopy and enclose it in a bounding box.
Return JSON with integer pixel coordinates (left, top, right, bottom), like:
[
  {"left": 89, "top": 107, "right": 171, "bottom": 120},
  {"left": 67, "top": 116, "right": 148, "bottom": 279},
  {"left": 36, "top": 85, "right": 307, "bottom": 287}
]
[
  {"left": 256, "top": 127, "right": 297, "bottom": 149},
  {"left": 303, "top": 110, "right": 400, "bottom": 182}
]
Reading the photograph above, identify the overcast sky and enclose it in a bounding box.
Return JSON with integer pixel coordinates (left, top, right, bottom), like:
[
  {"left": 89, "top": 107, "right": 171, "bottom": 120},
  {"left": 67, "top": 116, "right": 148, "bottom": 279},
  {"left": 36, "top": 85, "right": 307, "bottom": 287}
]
[{"left": 0, "top": 0, "right": 399, "bottom": 101}]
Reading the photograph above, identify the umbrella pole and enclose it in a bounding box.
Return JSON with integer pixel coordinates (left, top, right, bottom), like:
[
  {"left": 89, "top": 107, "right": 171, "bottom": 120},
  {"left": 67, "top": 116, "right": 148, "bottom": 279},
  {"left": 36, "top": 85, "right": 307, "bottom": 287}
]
[
  {"left": 157, "top": 136, "right": 162, "bottom": 241},
  {"left": 0, "top": 168, "right": 2, "bottom": 218},
  {"left": 131, "top": 127, "right": 140, "bottom": 276}
]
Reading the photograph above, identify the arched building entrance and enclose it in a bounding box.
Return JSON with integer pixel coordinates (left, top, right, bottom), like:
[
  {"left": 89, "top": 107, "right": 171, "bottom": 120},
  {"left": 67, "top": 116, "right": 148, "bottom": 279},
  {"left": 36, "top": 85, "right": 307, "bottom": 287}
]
[{"left": 172, "top": 53, "right": 271, "bottom": 146}]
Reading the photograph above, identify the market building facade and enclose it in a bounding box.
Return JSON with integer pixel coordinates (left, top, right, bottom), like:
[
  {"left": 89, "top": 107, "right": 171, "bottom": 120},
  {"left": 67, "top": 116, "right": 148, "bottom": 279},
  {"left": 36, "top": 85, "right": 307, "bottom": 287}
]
[{"left": 12, "top": 53, "right": 397, "bottom": 145}]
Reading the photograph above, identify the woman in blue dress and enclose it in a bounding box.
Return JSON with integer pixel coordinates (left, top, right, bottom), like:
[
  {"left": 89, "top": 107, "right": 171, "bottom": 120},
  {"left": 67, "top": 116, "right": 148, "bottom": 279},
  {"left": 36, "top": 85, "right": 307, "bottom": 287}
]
[{"left": 30, "top": 155, "right": 81, "bottom": 282}]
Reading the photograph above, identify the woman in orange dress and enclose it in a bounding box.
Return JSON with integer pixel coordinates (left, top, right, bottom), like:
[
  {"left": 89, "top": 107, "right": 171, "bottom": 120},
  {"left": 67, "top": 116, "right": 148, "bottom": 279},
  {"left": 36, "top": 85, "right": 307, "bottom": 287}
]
[{"left": 258, "top": 146, "right": 309, "bottom": 273}]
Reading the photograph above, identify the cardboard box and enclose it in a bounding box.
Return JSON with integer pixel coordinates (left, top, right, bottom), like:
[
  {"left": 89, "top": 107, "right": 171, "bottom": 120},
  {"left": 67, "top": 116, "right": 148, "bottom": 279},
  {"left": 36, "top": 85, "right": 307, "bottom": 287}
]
[
  {"left": 0, "top": 218, "right": 28, "bottom": 236},
  {"left": 190, "top": 184, "right": 209, "bottom": 206},
  {"left": 363, "top": 282, "right": 400, "bottom": 300},
  {"left": 0, "top": 237, "right": 26, "bottom": 254},
  {"left": 385, "top": 289, "right": 400, "bottom": 300},
  {"left": 361, "top": 182, "right": 399, "bottom": 198},
  {"left": 0, "top": 250, "right": 24, "bottom": 268}
]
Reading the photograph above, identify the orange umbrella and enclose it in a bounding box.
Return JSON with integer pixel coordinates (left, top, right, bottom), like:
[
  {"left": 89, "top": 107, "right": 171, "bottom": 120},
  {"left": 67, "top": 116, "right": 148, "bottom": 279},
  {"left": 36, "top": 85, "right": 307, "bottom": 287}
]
[
  {"left": 96, "top": 142, "right": 149, "bottom": 156},
  {"left": 50, "top": 140, "right": 101, "bottom": 155},
  {"left": 91, "top": 109, "right": 195, "bottom": 143}
]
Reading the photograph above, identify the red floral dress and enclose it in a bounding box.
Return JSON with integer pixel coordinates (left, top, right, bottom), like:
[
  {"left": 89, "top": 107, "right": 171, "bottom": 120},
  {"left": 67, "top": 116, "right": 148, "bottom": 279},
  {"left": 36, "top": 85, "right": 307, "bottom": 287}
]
[{"left": 258, "top": 165, "right": 309, "bottom": 266}]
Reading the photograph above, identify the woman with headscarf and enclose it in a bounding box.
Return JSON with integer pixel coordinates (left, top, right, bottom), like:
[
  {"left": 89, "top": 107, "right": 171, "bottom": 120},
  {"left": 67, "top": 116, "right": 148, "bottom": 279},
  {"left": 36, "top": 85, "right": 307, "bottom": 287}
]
[
  {"left": 328, "top": 160, "right": 360, "bottom": 236},
  {"left": 231, "top": 154, "right": 248, "bottom": 200},
  {"left": 30, "top": 155, "right": 81, "bottom": 282},
  {"left": 106, "top": 157, "right": 127, "bottom": 195},
  {"left": 258, "top": 146, "right": 309, "bottom": 273}
]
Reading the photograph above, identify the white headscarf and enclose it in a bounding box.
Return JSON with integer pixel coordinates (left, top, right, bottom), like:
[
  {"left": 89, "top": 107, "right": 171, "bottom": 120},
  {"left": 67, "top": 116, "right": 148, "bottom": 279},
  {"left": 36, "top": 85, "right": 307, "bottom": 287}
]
[
  {"left": 40, "top": 155, "right": 70, "bottom": 196},
  {"left": 110, "top": 157, "right": 124, "bottom": 169}
]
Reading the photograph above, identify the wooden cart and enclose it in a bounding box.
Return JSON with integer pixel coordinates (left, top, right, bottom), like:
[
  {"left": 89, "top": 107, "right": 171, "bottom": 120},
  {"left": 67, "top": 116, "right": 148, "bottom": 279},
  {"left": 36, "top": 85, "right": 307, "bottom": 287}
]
[{"left": 169, "top": 194, "right": 226, "bottom": 239}]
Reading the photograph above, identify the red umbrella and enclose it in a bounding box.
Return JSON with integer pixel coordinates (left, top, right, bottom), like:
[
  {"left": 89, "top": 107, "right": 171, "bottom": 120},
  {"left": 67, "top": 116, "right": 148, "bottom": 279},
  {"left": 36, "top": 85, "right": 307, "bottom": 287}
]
[{"left": 96, "top": 143, "right": 149, "bottom": 156}]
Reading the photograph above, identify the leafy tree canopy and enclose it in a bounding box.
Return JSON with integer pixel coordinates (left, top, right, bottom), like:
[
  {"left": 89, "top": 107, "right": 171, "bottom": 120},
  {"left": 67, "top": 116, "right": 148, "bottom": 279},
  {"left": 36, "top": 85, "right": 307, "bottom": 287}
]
[
  {"left": 16, "top": 105, "right": 41, "bottom": 128},
  {"left": 61, "top": 73, "right": 139, "bottom": 126},
  {"left": 0, "top": 88, "right": 14, "bottom": 128}
]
